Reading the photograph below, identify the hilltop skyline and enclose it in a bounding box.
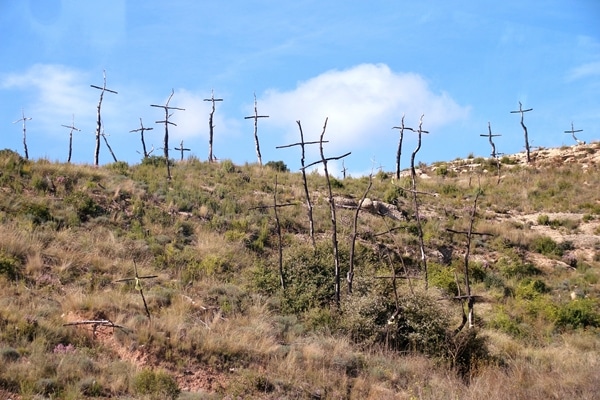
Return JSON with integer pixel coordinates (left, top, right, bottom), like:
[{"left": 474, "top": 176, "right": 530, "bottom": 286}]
[{"left": 1, "top": 1, "right": 599, "bottom": 176}]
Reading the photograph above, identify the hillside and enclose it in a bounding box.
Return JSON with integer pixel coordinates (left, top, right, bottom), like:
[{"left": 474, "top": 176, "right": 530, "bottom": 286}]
[{"left": 0, "top": 143, "right": 599, "bottom": 399}]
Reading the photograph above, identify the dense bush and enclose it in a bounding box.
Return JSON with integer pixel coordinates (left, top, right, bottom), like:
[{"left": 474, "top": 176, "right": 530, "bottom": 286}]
[
  {"left": 132, "top": 369, "right": 180, "bottom": 400},
  {"left": 265, "top": 160, "right": 289, "bottom": 172}
]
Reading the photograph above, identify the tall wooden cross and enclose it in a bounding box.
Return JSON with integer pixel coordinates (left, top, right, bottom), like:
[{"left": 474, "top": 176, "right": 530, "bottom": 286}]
[
  {"left": 91, "top": 70, "right": 118, "bottom": 166},
  {"left": 203, "top": 90, "right": 223, "bottom": 162},
  {"left": 151, "top": 90, "right": 185, "bottom": 180},
  {"left": 244, "top": 93, "right": 269, "bottom": 166},
  {"left": 510, "top": 102, "right": 533, "bottom": 163}
]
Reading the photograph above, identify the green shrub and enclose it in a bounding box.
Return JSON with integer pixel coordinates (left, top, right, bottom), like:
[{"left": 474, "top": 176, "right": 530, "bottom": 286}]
[
  {"left": 265, "top": 160, "right": 289, "bottom": 172},
  {"left": 221, "top": 159, "right": 236, "bottom": 173},
  {"left": 537, "top": 214, "right": 550, "bottom": 225},
  {"left": 500, "top": 260, "right": 540, "bottom": 279},
  {"left": 429, "top": 263, "right": 458, "bottom": 296},
  {"left": 0, "top": 251, "right": 21, "bottom": 281},
  {"left": 64, "top": 192, "right": 104, "bottom": 222},
  {"left": 531, "top": 236, "right": 563, "bottom": 256},
  {"left": 515, "top": 278, "right": 548, "bottom": 300},
  {"left": 552, "top": 298, "right": 600, "bottom": 330},
  {"left": 383, "top": 185, "right": 404, "bottom": 204},
  {"left": 132, "top": 369, "right": 180, "bottom": 400},
  {"left": 20, "top": 202, "right": 52, "bottom": 225},
  {"left": 279, "top": 242, "right": 337, "bottom": 314},
  {"left": 107, "top": 161, "right": 129, "bottom": 175},
  {"left": 330, "top": 176, "right": 344, "bottom": 188}
]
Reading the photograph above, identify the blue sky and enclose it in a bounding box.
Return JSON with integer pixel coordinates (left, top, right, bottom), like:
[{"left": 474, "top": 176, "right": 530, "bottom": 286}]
[{"left": 1, "top": 1, "right": 599, "bottom": 176}]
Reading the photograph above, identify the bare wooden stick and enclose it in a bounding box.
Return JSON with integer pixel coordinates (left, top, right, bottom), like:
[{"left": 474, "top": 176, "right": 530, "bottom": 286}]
[
  {"left": 309, "top": 117, "right": 351, "bottom": 307},
  {"left": 244, "top": 93, "right": 269, "bottom": 166},
  {"left": 510, "top": 102, "right": 533, "bottom": 163},
  {"left": 101, "top": 129, "right": 118, "bottom": 163},
  {"left": 204, "top": 89, "right": 223, "bottom": 163},
  {"left": 151, "top": 89, "right": 185, "bottom": 180},
  {"left": 130, "top": 118, "right": 154, "bottom": 158},
  {"left": 63, "top": 319, "right": 131, "bottom": 336},
  {"left": 348, "top": 174, "right": 373, "bottom": 294},
  {"left": 444, "top": 187, "right": 490, "bottom": 330},
  {"left": 91, "top": 70, "right": 118, "bottom": 166}
]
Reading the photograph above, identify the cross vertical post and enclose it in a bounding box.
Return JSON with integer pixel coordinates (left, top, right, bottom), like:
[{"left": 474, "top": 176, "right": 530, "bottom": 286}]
[
  {"left": 564, "top": 122, "right": 584, "bottom": 145},
  {"left": 61, "top": 115, "right": 81, "bottom": 163},
  {"left": 510, "top": 102, "right": 533, "bottom": 163},
  {"left": 13, "top": 109, "right": 32, "bottom": 160},
  {"left": 130, "top": 118, "right": 154, "bottom": 158},
  {"left": 203, "top": 90, "right": 223, "bottom": 163},
  {"left": 90, "top": 70, "right": 118, "bottom": 166},
  {"left": 151, "top": 89, "right": 185, "bottom": 180},
  {"left": 244, "top": 93, "right": 269, "bottom": 166}
]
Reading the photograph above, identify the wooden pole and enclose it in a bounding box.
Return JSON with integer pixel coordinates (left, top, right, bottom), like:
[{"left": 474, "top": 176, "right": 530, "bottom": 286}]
[
  {"left": 204, "top": 90, "right": 223, "bottom": 163},
  {"left": 61, "top": 114, "right": 80, "bottom": 163},
  {"left": 244, "top": 93, "right": 269, "bottom": 166},
  {"left": 90, "top": 70, "right": 118, "bottom": 166},
  {"left": 13, "top": 109, "right": 32, "bottom": 160},
  {"left": 510, "top": 102, "right": 533, "bottom": 163}
]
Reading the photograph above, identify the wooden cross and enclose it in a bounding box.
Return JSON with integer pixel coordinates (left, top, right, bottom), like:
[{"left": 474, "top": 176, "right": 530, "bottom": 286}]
[
  {"left": 151, "top": 90, "right": 185, "bottom": 180},
  {"left": 91, "top": 70, "right": 118, "bottom": 166},
  {"left": 13, "top": 109, "right": 32, "bottom": 160},
  {"left": 114, "top": 261, "right": 157, "bottom": 320},
  {"left": 174, "top": 140, "right": 191, "bottom": 160},
  {"left": 479, "top": 122, "right": 502, "bottom": 158},
  {"left": 130, "top": 118, "right": 154, "bottom": 158},
  {"left": 392, "top": 114, "right": 414, "bottom": 179},
  {"left": 204, "top": 89, "right": 223, "bottom": 162},
  {"left": 564, "top": 122, "right": 585, "bottom": 145},
  {"left": 510, "top": 101, "right": 533, "bottom": 163},
  {"left": 61, "top": 114, "right": 81, "bottom": 163},
  {"left": 244, "top": 93, "right": 269, "bottom": 166}
]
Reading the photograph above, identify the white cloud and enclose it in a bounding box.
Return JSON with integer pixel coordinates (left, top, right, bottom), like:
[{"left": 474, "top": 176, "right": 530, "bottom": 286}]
[
  {"left": 259, "top": 63, "right": 469, "bottom": 159},
  {"left": 567, "top": 61, "right": 600, "bottom": 81},
  {"left": 1, "top": 64, "right": 95, "bottom": 130}
]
